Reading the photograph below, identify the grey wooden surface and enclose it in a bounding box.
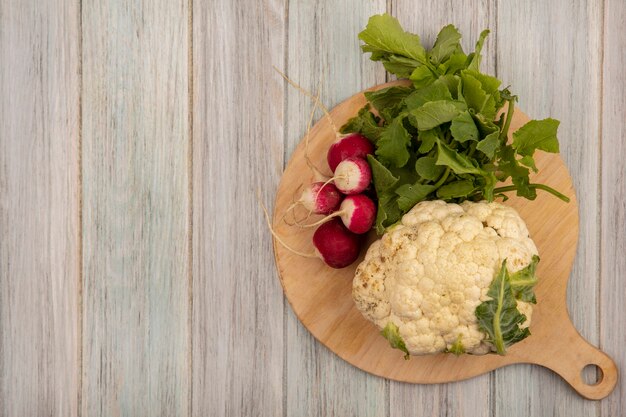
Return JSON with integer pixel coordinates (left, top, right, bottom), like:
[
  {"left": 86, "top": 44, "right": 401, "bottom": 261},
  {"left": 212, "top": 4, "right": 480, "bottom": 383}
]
[
  {"left": 0, "top": 0, "right": 623, "bottom": 416},
  {"left": 0, "top": 1, "right": 80, "bottom": 415},
  {"left": 81, "top": 0, "right": 191, "bottom": 415}
]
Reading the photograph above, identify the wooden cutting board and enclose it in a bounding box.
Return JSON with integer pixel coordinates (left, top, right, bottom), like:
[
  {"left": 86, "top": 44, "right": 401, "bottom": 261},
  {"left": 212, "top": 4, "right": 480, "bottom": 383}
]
[{"left": 272, "top": 81, "right": 617, "bottom": 400}]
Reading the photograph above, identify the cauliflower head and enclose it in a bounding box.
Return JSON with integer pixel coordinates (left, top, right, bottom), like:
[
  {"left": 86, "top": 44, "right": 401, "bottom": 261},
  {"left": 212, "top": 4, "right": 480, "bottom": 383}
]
[{"left": 352, "top": 200, "right": 539, "bottom": 356}]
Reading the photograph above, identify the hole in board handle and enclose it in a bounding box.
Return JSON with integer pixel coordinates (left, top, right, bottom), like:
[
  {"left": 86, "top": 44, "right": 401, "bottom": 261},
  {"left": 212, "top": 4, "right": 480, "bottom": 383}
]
[{"left": 581, "top": 364, "right": 604, "bottom": 386}]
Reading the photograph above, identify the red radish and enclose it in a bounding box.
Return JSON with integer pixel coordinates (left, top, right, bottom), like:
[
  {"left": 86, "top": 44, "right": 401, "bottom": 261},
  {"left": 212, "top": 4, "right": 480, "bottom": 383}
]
[
  {"left": 259, "top": 197, "right": 361, "bottom": 269},
  {"left": 334, "top": 157, "right": 372, "bottom": 195},
  {"left": 327, "top": 133, "right": 374, "bottom": 172},
  {"left": 303, "top": 182, "right": 342, "bottom": 214},
  {"left": 274, "top": 67, "right": 337, "bottom": 178},
  {"left": 288, "top": 182, "right": 343, "bottom": 215},
  {"left": 337, "top": 194, "right": 376, "bottom": 234},
  {"left": 295, "top": 194, "right": 377, "bottom": 235},
  {"left": 312, "top": 218, "right": 362, "bottom": 268}
]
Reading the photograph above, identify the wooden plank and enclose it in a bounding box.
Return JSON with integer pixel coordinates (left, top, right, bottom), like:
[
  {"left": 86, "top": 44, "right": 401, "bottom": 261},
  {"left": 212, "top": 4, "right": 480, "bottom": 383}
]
[
  {"left": 191, "top": 0, "right": 285, "bottom": 415},
  {"left": 388, "top": 2, "right": 495, "bottom": 416},
  {"left": 495, "top": 0, "right": 602, "bottom": 415},
  {"left": 284, "top": 1, "right": 387, "bottom": 416},
  {"left": 0, "top": 1, "right": 80, "bottom": 415},
  {"left": 81, "top": 0, "right": 190, "bottom": 415},
  {"left": 600, "top": 0, "right": 626, "bottom": 413}
]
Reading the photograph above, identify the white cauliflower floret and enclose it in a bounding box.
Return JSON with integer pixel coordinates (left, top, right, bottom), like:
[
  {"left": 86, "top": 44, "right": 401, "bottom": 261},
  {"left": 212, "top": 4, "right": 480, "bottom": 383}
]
[{"left": 353, "top": 200, "right": 538, "bottom": 356}]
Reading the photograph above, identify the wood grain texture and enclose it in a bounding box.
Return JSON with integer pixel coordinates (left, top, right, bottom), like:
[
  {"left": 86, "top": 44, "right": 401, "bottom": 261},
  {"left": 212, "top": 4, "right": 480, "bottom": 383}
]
[
  {"left": 495, "top": 1, "right": 603, "bottom": 414},
  {"left": 284, "top": 1, "right": 387, "bottom": 416},
  {"left": 191, "top": 0, "right": 286, "bottom": 415},
  {"left": 389, "top": 1, "right": 495, "bottom": 415},
  {"left": 601, "top": 0, "right": 626, "bottom": 414},
  {"left": 0, "top": 0, "right": 623, "bottom": 414},
  {"left": 0, "top": 1, "right": 80, "bottom": 416},
  {"left": 81, "top": 0, "right": 190, "bottom": 415}
]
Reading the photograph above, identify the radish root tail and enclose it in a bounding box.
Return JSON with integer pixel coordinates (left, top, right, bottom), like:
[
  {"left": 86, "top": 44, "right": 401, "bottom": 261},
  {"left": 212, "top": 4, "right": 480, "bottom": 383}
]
[
  {"left": 292, "top": 211, "right": 343, "bottom": 228},
  {"left": 304, "top": 86, "right": 327, "bottom": 179},
  {"left": 315, "top": 176, "right": 346, "bottom": 198},
  {"left": 257, "top": 189, "right": 317, "bottom": 258},
  {"left": 273, "top": 66, "right": 339, "bottom": 135},
  {"left": 281, "top": 184, "right": 311, "bottom": 226}
]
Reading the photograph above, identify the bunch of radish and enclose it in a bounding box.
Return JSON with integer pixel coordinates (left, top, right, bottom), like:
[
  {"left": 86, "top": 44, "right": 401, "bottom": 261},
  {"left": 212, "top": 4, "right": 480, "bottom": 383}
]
[
  {"left": 260, "top": 72, "right": 379, "bottom": 269},
  {"left": 274, "top": 133, "right": 377, "bottom": 269}
]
